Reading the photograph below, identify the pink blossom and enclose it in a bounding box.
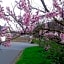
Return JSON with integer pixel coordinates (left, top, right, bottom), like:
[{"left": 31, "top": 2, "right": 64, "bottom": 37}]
[
  {"left": 18, "top": 0, "right": 27, "bottom": 11},
  {"left": 46, "top": 12, "right": 58, "bottom": 18},
  {"left": 53, "top": 0, "right": 62, "bottom": 14},
  {"left": 45, "top": 0, "right": 62, "bottom": 18},
  {"left": 53, "top": 0, "right": 61, "bottom": 10},
  {"left": 2, "top": 41, "right": 11, "bottom": 47},
  {"left": 23, "top": 12, "right": 30, "bottom": 25},
  {"left": 1, "top": 26, "right": 7, "bottom": 31},
  {"left": 27, "top": 25, "right": 35, "bottom": 32},
  {"left": 0, "top": 26, "right": 12, "bottom": 47},
  {"left": 31, "top": 15, "right": 39, "bottom": 23},
  {"left": 60, "top": 33, "right": 64, "bottom": 40}
]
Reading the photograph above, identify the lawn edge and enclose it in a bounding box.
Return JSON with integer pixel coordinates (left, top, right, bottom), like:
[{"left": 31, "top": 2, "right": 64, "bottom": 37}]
[{"left": 12, "top": 50, "right": 24, "bottom": 64}]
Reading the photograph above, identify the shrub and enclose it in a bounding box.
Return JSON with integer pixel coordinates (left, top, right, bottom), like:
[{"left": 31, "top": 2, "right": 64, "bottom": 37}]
[
  {"left": 44, "top": 40, "right": 64, "bottom": 64},
  {"left": 31, "top": 38, "right": 40, "bottom": 44}
]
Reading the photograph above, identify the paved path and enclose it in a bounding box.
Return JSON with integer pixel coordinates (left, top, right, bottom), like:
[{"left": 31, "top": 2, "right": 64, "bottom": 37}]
[{"left": 0, "top": 42, "right": 38, "bottom": 64}]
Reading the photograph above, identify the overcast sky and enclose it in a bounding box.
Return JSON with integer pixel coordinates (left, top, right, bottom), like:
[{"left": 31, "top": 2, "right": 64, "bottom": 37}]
[{"left": 1, "top": 0, "right": 53, "bottom": 10}]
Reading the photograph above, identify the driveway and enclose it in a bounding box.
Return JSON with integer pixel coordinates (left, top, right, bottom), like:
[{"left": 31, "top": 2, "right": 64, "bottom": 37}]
[{"left": 0, "top": 42, "right": 38, "bottom": 64}]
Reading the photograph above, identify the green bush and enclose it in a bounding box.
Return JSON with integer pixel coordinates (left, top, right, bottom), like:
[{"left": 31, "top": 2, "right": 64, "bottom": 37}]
[
  {"left": 44, "top": 40, "right": 64, "bottom": 64},
  {"left": 31, "top": 39, "right": 64, "bottom": 64},
  {"left": 31, "top": 38, "right": 40, "bottom": 44}
]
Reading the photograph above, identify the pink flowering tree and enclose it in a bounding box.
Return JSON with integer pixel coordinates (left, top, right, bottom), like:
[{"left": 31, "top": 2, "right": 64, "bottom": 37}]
[
  {"left": 0, "top": 0, "right": 64, "bottom": 46},
  {"left": 32, "top": 0, "right": 64, "bottom": 44},
  {"left": 0, "top": 0, "right": 42, "bottom": 46},
  {"left": 40, "top": 0, "right": 64, "bottom": 43}
]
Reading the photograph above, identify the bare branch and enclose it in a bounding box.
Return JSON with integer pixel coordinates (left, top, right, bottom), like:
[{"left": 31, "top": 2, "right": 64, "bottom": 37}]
[
  {"left": 54, "top": 17, "right": 64, "bottom": 26},
  {"left": 42, "top": 28, "right": 64, "bottom": 33},
  {"left": 40, "top": 0, "right": 49, "bottom": 12},
  {"left": 30, "top": 6, "right": 46, "bottom": 13}
]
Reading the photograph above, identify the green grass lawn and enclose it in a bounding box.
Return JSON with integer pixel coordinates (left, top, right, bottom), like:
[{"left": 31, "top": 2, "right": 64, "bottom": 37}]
[
  {"left": 16, "top": 40, "right": 64, "bottom": 64},
  {"left": 16, "top": 46, "right": 54, "bottom": 64}
]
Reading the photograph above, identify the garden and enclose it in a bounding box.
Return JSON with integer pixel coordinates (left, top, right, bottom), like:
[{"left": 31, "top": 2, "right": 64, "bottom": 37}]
[
  {"left": 16, "top": 39, "right": 64, "bottom": 64},
  {"left": 0, "top": 0, "right": 64, "bottom": 64}
]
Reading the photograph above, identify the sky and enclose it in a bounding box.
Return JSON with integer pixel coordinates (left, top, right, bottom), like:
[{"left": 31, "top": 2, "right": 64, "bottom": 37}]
[
  {"left": 0, "top": 0, "right": 53, "bottom": 31},
  {"left": 1, "top": 0, "right": 53, "bottom": 10}
]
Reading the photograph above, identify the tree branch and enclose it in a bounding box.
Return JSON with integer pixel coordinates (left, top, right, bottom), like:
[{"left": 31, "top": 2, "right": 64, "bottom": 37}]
[
  {"left": 54, "top": 17, "right": 64, "bottom": 26},
  {"left": 42, "top": 28, "right": 64, "bottom": 33},
  {"left": 40, "top": 0, "right": 49, "bottom": 12},
  {"left": 41, "top": 0, "right": 64, "bottom": 26},
  {"left": 30, "top": 6, "right": 45, "bottom": 13}
]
